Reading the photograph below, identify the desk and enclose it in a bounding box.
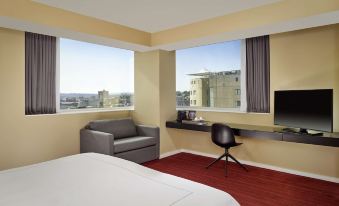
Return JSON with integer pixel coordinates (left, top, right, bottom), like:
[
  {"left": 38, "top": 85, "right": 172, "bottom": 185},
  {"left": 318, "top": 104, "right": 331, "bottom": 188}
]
[{"left": 166, "top": 120, "right": 339, "bottom": 147}]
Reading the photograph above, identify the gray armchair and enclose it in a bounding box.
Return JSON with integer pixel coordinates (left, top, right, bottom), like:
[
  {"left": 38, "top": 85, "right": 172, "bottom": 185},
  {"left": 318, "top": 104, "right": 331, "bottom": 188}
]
[{"left": 80, "top": 118, "right": 159, "bottom": 164}]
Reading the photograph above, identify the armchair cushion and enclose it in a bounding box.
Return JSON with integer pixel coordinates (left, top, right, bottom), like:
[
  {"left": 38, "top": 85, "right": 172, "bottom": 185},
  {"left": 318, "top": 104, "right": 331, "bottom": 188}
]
[
  {"left": 80, "top": 129, "right": 114, "bottom": 155},
  {"left": 114, "top": 136, "right": 157, "bottom": 154},
  {"left": 88, "top": 118, "right": 137, "bottom": 139}
]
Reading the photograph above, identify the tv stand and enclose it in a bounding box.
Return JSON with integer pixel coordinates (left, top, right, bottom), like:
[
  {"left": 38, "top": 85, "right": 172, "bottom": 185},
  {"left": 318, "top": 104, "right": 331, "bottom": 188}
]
[
  {"left": 282, "top": 128, "right": 323, "bottom": 136},
  {"left": 166, "top": 120, "right": 339, "bottom": 147}
]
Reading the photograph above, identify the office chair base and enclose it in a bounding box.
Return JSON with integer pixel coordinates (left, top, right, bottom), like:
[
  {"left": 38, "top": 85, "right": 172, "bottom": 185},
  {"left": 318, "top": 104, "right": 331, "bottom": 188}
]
[
  {"left": 206, "top": 150, "right": 248, "bottom": 176},
  {"left": 206, "top": 153, "right": 226, "bottom": 169},
  {"left": 228, "top": 153, "right": 248, "bottom": 172}
]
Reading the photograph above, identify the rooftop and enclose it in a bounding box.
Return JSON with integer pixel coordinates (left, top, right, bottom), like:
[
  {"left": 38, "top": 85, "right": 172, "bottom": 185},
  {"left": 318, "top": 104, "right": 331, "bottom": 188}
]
[{"left": 188, "top": 70, "right": 240, "bottom": 77}]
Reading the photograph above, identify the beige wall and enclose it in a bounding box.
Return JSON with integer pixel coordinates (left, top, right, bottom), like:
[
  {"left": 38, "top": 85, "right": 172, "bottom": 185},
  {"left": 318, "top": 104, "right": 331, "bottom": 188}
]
[
  {"left": 133, "top": 51, "right": 160, "bottom": 125},
  {"left": 151, "top": 0, "right": 339, "bottom": 46},
  {"left": 169, "top": 24, "right": 339, "bottom": 178},
  {"left": 2, "top": 0, "right": 338, "bottom": 50},
  {"left": 133, "top": 50, "right": 177, "bottom": 154},
  {"left": 159, "top": 50, "right": 177, "bottom": 153},
  {"left": 0, "top": 0, "right": 150, "bottom": 46},
  {"left": 0, "top": 28, "right": 130, "bottom": 170}
]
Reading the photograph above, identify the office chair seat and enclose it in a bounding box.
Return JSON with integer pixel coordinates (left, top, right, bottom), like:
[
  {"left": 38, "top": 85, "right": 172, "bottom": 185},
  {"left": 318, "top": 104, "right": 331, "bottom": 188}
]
[{"left": 206, "top": 123, "right": 248, "bottom": 176}]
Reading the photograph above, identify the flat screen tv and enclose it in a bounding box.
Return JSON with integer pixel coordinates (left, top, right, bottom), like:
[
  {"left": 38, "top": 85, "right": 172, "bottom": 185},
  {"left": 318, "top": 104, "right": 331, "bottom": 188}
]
[{"left": 274, "top": 89, "right": 333, "bottom": 133}]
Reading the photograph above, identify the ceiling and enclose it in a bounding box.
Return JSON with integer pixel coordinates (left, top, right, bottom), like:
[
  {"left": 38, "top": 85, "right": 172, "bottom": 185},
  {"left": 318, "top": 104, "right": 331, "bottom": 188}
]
[{"left": 33, "top": 0, "right": 281, "bottom": 32}]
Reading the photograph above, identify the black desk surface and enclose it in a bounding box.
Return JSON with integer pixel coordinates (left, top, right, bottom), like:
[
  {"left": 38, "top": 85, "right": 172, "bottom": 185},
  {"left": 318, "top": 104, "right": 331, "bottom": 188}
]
[{"left": 166, "top": 120, "right": 339, "bottom": 147}]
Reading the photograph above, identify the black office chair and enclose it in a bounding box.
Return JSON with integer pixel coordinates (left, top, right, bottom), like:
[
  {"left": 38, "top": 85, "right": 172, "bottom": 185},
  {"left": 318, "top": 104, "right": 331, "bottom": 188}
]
[{"left": 206, "top": 123, "right": 248, "bottom": 176}]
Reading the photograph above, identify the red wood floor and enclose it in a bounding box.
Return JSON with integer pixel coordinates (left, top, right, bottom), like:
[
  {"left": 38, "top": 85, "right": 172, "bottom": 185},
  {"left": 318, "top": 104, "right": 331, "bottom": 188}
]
[{"left": 143, "top": 153, "right": 339, "bottom": 206}]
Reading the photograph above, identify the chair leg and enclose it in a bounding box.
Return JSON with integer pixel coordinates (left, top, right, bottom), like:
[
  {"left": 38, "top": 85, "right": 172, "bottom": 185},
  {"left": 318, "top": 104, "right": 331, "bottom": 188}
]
[
  {"left": 224, "top": 154, "right": 228, "bottom": 177},
  {"left": 228, "top": 153, "right": 248, "bottom": 172},
  {"left": 206, "top": 153, "right": 226, "bottom": 169}
]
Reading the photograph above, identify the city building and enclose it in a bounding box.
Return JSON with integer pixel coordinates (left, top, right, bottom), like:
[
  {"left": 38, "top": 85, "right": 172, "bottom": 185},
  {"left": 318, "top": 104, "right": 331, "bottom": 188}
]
[
  {"left": 189, "top": 70, "right": 241, "bottom": 108},
  {"left": 98, "top": 90, "right": 109, "bottom": 108}
]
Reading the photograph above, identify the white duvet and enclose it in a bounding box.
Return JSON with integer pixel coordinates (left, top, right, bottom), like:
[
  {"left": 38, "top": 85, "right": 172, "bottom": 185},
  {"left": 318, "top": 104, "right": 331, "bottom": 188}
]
[{"left": 0, "top": 153, "right": 239, "bottom": 206}]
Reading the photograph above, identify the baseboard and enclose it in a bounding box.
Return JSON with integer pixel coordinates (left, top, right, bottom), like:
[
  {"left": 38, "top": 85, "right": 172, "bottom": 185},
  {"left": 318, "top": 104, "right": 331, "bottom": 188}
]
[
  {"left": 160, "top": 149, "right": 339, "bottom": 183},
  {"left": 159, "top": 150, "right": 182, "bottom": 159}
]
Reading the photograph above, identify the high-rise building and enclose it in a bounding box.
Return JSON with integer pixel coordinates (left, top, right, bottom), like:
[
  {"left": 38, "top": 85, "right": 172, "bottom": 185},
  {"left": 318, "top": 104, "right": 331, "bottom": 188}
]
[
  {"left": 189, "top": 77, "right": 210, "bottom": 107},
  {"left": 98, "top": 90, "right": 109, "bottom": 107},
  {"left": 189, "top": 70, "right": 241, "bottom": 108}
]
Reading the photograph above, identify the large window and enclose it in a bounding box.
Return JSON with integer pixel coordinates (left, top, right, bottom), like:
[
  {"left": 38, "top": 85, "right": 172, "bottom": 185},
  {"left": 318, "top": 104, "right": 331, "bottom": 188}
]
[
  {"left": 59, "top": 38, "right": 134, "bottom": 111},
  {"left": 176, "top": 40, "right": 246, "bottom": 111}
]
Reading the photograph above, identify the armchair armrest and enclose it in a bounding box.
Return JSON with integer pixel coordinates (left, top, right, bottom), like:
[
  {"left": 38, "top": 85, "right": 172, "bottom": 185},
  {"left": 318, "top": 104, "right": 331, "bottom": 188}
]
[
  {"left": 80, "top": 129, "right": 114, "bottom": 155},
  {"left": 136, "top": 125, "right": 160, "bottom": 159},
  {"left": 136, "top": 125, "right": 159, "bottom": 138}
]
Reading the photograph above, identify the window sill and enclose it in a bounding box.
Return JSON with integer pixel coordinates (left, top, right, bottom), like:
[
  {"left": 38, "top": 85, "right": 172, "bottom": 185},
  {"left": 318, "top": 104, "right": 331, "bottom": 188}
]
[
  {"left": 58, "top": 107, "right": 134, "bottom": 115},
  {"left": 176, "top": 107, "right": 270, "bottom": 114},
  {"left": 26, "top": 107, "right": 134, "bottom": 116},
  {"left": 177, "top": 107, "right": 244, "bottom": 113}
]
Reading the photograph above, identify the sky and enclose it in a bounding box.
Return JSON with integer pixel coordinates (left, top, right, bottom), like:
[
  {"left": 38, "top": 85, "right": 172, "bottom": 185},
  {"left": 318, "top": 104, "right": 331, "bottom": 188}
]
[
  {"left": 60, "top": 38, "right": 241, "bottom": 94},
  {"left": 176, "top": 40, "right": 241, "bottom": 91},
  {"left": 60, "top": 38, "right": 134, "bottom": 94}
]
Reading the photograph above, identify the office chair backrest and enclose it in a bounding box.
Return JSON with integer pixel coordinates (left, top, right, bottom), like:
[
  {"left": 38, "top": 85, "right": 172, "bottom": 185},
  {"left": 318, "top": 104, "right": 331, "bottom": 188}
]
[{"left": 211, "top": 123, "right": 236, "bottom": 147}]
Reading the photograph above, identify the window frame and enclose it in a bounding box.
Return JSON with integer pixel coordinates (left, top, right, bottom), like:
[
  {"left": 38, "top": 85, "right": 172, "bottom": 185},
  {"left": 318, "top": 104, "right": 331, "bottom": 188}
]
[
  {"left": 176, "top": 39, "right": 247, "bottom": 113},
  {"left": 55, "top": 37, "right": 134, "bottom": 114}
]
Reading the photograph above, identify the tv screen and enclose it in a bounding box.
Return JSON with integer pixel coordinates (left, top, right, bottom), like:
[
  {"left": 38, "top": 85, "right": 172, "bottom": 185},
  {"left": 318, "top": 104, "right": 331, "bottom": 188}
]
[{"left": 274, "top": 89, "right": 333, "bottom": 132}]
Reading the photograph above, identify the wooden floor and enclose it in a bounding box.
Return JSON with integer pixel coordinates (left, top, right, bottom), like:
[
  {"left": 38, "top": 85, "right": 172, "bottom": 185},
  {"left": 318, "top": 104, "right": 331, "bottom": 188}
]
[{"left": 144, "top": 153, "right": 339, "bottom": 206}]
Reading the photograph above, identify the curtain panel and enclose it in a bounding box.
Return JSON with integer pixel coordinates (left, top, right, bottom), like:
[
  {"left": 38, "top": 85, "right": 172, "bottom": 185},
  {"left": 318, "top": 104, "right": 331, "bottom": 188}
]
[
  {"left": 246, "top": 35, "right": 270, "bottom": 113},
  {"left": 25, "top": 32, "right": 56, "bottom": 115}
]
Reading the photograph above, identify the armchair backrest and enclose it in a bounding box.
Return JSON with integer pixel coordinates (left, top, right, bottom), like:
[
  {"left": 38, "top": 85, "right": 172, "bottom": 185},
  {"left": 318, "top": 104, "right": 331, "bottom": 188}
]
[{"left": 88, "top": 118, "right": 137, "bottom": 139}]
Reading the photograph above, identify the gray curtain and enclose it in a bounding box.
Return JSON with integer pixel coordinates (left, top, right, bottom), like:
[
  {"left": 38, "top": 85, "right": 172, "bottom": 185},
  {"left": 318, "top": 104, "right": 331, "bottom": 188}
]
[
  {"left": 25, "top": 32, "right": 56, "bottom": 115},
  {"left": 246, "top": 35, "right": 270, "bottom": 113}
]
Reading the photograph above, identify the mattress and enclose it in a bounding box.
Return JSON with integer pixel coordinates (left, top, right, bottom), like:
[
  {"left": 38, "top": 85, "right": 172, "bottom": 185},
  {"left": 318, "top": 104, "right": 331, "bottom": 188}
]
[{"left": 0, "top": 153, "right": 239, "bottom": 206}]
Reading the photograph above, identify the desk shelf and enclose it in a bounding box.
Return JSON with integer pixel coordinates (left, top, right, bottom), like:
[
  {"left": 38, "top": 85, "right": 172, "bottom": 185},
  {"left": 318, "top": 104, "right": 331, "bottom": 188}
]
[{"left": 166, "top": 120, "right": 339, "bottom": 147}]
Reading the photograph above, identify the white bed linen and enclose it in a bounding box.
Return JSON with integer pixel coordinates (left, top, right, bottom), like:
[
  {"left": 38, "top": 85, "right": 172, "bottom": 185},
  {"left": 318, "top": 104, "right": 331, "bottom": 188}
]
[{"left": 0, "top": 153, "right": 239, "bottom": 206}]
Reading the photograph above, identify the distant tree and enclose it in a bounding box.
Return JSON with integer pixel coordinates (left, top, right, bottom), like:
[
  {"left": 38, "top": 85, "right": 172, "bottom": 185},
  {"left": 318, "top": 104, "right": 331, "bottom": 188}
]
[
  {"left": 119, "top": 93, "right": 131, "bottom": 106},
  {"left": 175, "top": 90, "right": 190, "bottom": 106},
  {"left": 182, "top": 91, "right": 190, "bottom": 97}
]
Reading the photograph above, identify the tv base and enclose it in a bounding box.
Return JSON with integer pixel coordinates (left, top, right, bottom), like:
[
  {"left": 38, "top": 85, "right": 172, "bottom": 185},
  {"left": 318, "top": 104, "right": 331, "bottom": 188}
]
[{"left": 282, "top": 128, "right": 323, "bottom": 136}]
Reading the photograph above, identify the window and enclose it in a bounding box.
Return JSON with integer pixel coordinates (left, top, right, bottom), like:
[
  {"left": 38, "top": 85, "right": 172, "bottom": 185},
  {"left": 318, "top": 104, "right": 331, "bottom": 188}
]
[
  {"left": 59, "top": 38, "right": 134, "bottom": 111},
  {"left": 235, "top": 89, "right": 241, "bottom": 95},
  {"left": 235, "top": 100, "right": 241, "bottom": 108},
  {"left": 176, "top": 40, "right": 246, "bottom": 111}
]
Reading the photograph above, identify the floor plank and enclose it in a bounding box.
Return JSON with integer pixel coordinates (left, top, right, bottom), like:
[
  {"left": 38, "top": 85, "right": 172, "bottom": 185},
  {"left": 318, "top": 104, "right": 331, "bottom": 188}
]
[{"left": 143, "top": 152, "right": 339, "bottom": 206}]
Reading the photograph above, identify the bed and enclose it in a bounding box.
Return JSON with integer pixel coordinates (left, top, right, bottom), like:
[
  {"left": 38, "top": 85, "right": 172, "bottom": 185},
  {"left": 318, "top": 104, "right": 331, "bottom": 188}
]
[{"left": 0, "top": 153, "right": 239, "bottom": 206}]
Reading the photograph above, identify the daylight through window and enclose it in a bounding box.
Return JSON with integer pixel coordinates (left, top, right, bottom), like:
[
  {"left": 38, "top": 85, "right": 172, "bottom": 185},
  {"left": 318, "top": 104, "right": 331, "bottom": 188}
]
[
  {"left": 59, "top": 38, "right": 134, "bottom": 111},
  {"left": 176, "top": 40, "right": 245, "bottom": 110}
]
